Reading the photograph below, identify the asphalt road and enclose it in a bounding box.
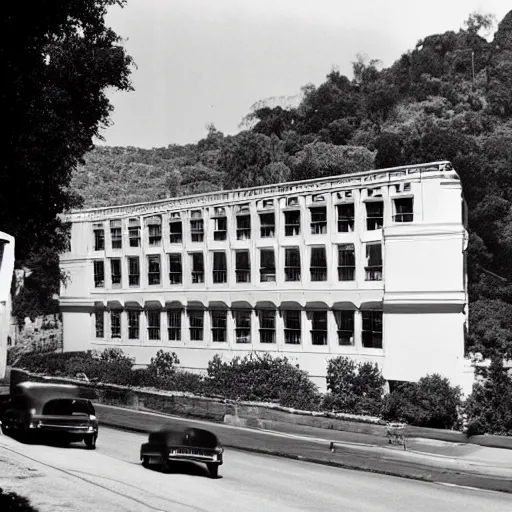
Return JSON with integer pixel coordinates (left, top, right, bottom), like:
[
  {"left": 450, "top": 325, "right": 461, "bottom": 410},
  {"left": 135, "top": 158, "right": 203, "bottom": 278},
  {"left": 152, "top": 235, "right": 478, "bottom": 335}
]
[{"left": 0, "top": 427, "right": 510, "bottom": 512}]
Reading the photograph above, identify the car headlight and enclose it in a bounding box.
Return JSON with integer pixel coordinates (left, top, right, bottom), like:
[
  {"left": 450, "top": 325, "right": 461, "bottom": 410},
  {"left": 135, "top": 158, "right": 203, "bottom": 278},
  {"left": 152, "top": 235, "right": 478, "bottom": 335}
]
[
  {"left": 89, "top": 415, "right": 97, "bottom": 421},
  {"left": 214, "top": 446, "right": 224, "bottom": 454}
]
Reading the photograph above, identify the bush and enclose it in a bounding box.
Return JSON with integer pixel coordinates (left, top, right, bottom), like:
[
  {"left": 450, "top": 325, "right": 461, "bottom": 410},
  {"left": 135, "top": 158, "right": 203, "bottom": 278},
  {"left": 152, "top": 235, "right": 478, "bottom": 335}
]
[
  {"left": 146, "top": 350, "right": 180, "bottom": 381},
  {"left": 0, "top": 488, "right": 39, "bottom": 511},
  {"left": 381, "top": 374, "right": 462, "bottom": 429}
]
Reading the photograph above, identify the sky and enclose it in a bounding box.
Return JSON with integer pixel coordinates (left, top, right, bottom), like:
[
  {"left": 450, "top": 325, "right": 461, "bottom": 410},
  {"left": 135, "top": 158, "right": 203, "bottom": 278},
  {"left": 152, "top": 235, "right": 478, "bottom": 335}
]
[{"left": 97, "top": 0, "right": 511, "bottom": 149}]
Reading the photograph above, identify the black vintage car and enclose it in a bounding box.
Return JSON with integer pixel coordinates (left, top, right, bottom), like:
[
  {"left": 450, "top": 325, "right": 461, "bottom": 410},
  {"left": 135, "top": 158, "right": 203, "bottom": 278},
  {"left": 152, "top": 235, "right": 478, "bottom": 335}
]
[
  {"left": 140, "top": 427, "right": 224, "bottom": 478},
  {"left": 0, "top": 382, "right": 99, "bottom": 449}
]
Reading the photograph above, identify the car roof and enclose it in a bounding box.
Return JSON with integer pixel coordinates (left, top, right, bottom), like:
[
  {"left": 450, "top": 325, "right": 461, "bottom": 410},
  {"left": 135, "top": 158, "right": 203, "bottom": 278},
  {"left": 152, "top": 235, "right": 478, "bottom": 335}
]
[{"left": 13, "top": 382, "right": 86, "bottom": 404}]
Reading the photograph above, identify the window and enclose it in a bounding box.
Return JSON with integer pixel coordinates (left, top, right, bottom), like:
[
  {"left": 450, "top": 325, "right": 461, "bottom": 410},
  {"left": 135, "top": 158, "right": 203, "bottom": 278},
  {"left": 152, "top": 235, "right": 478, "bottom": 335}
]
[
  {"left": 365, "top": 243, "right": 382, "bottom": 281},
  {"left": 236, "top": 215, "right": 251, "bottom": 240},
  {"left": 110, "top": 259, "right": 121, "bottom": 287},
  {"left": 128, "top": 218, "right": 141, "bottom": 247},
  {"left": 191, "top": 253, "right": 204, "bottom": 283},
  {"left": 260, "top": 249, "right": 276, "bottom": 282},
  {"left": 211, "top": 310, "right": 227, "bottom": 342},
  {"left": 128, "top": 257, "right": 140, "bottom": 286},
  {"left": 310, "top": 207, "right": 327, "bottom": 235},
  {"left": 110, "top": 220, "right": 122, "bottom": 249},
  {"left": 234, "top": 310, "right": 251, "bottom": 343},
  {"left": 235, "top": 250, "right": 250, "bottom": 283},
  {"left": 258, "top": 310, "right": 275, "bottom": 343},
  {"left": 110, "top": 311, "right": 121, "bottom": 339},
  {"left": 284, "top": 210, "right": 300, "bottom": 236},
  {"left": 284, "top": 311, "right": 301, "bottom": 344},
  {"left": 213, "top": 210, "right": 227, "bottom": 241},
  {"left": 366, "top": 202, "right": 384, "bottom": 230},
  {"left": 337, "top": 204, "right": 354, "bottom": 232},
  {"left": 285, "top": 247, "right": 301, "bottom": 282},
  {"left": 393, "top": 198, "right": 414, "bottom": 223},
  {"left": 310, "top": 311, "right": 327, "bottom": 345},
  {"left": 213, "top": 252, "right": 227, "bottom": 283},
  {"left": 167, "top": 310, "right": 181, "bottom": 341},
  {"left": 362, "top": 311, "right": 383, "bottom": 348},
  {"left": 188, "top": 310, "right": 203, "bottom": 341},
  {"left": 169, "top": 220, "right": 183, "bottom": 243},
  {"left": 95, "top": 310, "right": 104, "bottom": 338},
  {"left": 260, "top": 213, "right": 275, "bottom": 238},
  {"left": 146, "top": 216, "right": 162, "bottom": 246},
  {"left": 94, "top": 260, "right": 104, "bottom": 288},
  {"left": 169, "top": 254, "right": 182, "bottom": 284},
  {"left": 93, "top": 227, "right": 104, "bottom": 251},
  {"left": 148, "top": 255, "right": 161, "bottom": 285},
  {"left": 287, "top": 197, "right": 299, "bottom": 207},
  {"left": 190, "top": 211, "right": 204, "bottom": 242},
  {"left": 147, "top": 311, "right": 160, "bottom": 340},
  {"left": 128, "top": 311, "right": 139, "bottom": 339},
  {"left": 310, "top": 247, "right": 327, "bottom": 282},
  {"left": 334, "top": 310, "right": 354, "bottom": 345},
  {"left": 338, "top": 244, "right": 355, "bottom": 281}
]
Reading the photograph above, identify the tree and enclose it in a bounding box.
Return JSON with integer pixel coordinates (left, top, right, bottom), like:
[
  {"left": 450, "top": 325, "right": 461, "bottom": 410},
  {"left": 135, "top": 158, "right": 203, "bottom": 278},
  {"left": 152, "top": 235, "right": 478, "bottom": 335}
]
[{"left": 0, "top": 1, "right": 134, "bottom": 260}]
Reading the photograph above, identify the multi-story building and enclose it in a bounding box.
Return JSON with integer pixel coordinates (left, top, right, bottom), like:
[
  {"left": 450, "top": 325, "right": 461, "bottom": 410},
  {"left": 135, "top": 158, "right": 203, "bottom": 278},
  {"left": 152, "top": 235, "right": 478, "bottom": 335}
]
[
  {"left": 59, "top": 160, "right": 470, "bottom": 392},
  {"left": 0, "top": 231, "right": 15, "bottom": 379}
]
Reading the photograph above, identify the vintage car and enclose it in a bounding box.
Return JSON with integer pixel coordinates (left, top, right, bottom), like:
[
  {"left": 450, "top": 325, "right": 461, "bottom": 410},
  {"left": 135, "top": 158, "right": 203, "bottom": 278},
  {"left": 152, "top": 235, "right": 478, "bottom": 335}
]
[
  {"left": 0, "top": 381, "right": 98, "bottom": 449},
  {"left": 140, "top": 427, "right": 224, "bottom": 478}
]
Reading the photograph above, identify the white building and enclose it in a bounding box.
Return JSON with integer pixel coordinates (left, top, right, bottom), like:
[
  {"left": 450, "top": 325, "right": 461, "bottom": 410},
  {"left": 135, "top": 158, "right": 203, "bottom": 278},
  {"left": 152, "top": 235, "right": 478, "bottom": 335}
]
[
  {"left": 59, "top": 161, "right": 471, "bottom": 393},
  {"left": 0, "top": 231, "right": 15, "bottom": 379}
]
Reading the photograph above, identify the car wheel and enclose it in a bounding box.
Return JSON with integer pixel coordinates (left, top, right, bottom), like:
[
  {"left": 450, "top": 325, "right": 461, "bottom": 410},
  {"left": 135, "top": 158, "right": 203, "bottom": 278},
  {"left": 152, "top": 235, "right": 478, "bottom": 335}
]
[
  {"left": 207, "top": 463, "right": 219, "bottom": 479},
  {"left": 84, "top": 434, "right": 97, "bottom": 450},
  {"left": 142, "top": 456, "right": 150, "bottom": 468}
]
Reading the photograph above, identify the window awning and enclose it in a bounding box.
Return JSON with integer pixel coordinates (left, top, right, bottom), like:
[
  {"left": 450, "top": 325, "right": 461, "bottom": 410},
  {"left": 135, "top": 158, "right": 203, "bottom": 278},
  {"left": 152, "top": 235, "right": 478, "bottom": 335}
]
[
  {"left": 107, "top": 300, "right": 123, "bottom": 309},
  {"left": 255, "top": 300, "right": 277, "bottom": 310},
  {"left": 279, "top": 301, "right": 304, "bottom": 311},
  {"left": 144, "top": 299, "right": 164, "bottom": 309},
  {"left": 165, "top": 300, "right": 184, "bottom": 309},
  {"left": 360, "top": 300, "right": 383, "bottom": 311},
  {"left": 305, "top": 301, "right": 330, "bottom": 311},
  {"left": 93, "top": 300, "right": 106, "bottom": 309},
  {"left": 231, "top": 300, "right": 252, "bottom": 309},
  {"left": 209, "top": 301, "right": 229, "bottom": 310},
  {"left": 187, "top": 300, "right": 206, "bottom": 310},
  {"left": 332, "top": 301, "right": 357, "bottom": 311},
  {"left": 125, "top": 300, "right": 143, "bottom": 310}
]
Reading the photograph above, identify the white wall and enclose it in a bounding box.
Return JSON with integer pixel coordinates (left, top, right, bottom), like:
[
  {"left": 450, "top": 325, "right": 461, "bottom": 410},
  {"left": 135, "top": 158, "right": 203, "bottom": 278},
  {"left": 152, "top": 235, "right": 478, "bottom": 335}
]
[{"left": 0, "top": 231, "right": 15, "bottom": 379}]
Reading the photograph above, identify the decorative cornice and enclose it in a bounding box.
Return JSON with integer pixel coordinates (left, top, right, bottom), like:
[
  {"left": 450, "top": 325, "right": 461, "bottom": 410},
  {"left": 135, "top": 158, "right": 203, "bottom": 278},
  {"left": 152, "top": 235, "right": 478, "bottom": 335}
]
[{"left": 61, "top": 161, "right": 458, "bottom": 223}]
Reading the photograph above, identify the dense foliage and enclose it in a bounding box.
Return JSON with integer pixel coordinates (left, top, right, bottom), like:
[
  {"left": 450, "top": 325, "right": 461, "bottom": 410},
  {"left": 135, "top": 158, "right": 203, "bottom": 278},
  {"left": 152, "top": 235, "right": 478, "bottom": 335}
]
[{"left": 0, "top": 488, "right": 39, "bottom": 512}]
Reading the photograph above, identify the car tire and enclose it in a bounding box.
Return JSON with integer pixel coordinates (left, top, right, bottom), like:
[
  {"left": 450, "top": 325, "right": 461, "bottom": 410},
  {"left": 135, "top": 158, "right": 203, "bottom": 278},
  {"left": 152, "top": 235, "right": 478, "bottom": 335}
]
[
  {"left": 207, "top": 463, "right": 219, "bottom": 479},
  {"left": 84, "top": 434, "right": 97, "bottom": 450}
]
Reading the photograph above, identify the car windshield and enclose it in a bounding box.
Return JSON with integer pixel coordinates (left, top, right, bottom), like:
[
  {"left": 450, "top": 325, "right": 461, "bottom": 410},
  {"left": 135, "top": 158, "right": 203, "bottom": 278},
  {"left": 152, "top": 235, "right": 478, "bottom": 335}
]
[{"left": 42, "top": 399, "right": 94, "bottom": 416}]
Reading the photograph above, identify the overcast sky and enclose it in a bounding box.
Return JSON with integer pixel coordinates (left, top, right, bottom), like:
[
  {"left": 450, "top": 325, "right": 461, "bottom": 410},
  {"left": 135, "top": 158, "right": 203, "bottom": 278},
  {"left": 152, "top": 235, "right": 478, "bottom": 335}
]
[{"left": 97, "top": 0, "right": 510, "bottom": 149}]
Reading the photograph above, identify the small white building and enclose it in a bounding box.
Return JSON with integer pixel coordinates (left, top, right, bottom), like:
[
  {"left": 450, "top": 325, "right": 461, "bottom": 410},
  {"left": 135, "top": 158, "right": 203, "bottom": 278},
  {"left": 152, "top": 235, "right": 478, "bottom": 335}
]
[
  {"left": 0, "top": 231, "right": 15, "bottom": 379},
  {"left": 59, "top": 161, "right": 471, "bottom": 393}
]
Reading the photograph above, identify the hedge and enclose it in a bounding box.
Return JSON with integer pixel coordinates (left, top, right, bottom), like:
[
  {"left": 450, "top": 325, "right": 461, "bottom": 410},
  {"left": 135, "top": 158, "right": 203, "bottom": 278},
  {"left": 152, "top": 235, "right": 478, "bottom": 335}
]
[{"left": 0, "top": 488, "right": 39, "bottom": 511}]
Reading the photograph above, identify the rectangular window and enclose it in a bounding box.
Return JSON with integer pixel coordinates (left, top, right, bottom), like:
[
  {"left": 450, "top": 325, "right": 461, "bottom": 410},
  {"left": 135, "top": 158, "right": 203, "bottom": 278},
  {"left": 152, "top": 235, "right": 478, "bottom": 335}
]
[
  {"left": 148, "top": 255, "right": 161, "bottom": 285},
  {"left": 393, "top": 197, "right": 414, "bottom": 223},
  {"left": 366, "top": 201, "right": 384, "bottom": 230},
  {"left": 110, "top": 220, "right": 122, "bottom": 249},
  {"left": 147, "top": 310, "right": 160, "bottom": 340},
  {"left": 111, "top": 311, "right": 121, "bottom": 339},
  {"left": 110, "top": 259, "right": 121, "bottom": 287},
  {"left": 128, "top": 311, "right": 139, "bottom": 339},
  {"left": 188, "top": 310, "right": 204, "bottom": 341},
  {"left": 128, "top": 218, "right": 141, "bottom": 247},
  {"left": 235, "top": 250, "right": 250, "bottom": 283},
  {"left": 310, "top": 247, "right": 327, "bottom": 282},
  {"left": 213, "top": 252, "right": 227, "bottom": 283},
  {"left": 260, "top": 249, "right": 276, "bottom": 282},
  {"left": 94, "top": 260, "right": 104, "bottom": 288},
  {"left": 310, "top": 311, "right": 327, "bottom": 345},
  {"left": 146, "top": 216, "right": 162, "bottom": 246},
  {"left": 310, "top": 207, "right": 327, "bottom": 235},
  {"left": 334, "top": 310, "right": 354, "bottom": 345},
  {"left": 94, "top": 228, "right": 104, "bottom": 251},
  {"left": 169, "top": 221, "right": 183, "bottom": 243},
  {"left": 338, "top": 244, "right": 355, "bottom": 281},
  {"left": 285, "top": 247, "right": 301, "bottom": 282},
  {"left": 128, "top": 257, "right": 140, "bottom": 286},
  {"left": 362, "top": 311, "right": 383, "bottom": 348},
  {"left": 236, "top": 215, "right": 251, "bottom": 240},
  {"left": 191, "top": 253, "right": 204, "bottom": 283},
  {"left": 167, "top": 310, "right": 181, "bottom": 341},
  {"left": 284, "top": 210, "right": 300, "bottom": 236},
  {"left": 259, "top": 213, "right": 275, "bottom": 238},
  {"left": 213, "top": 216, "right": 227, "bottom": 241},
  {"left": 258, "top": 310, "right": 276, "bottom": 343},
  {"left": 211, "top": 310, "right": 227, "bottom": 342},
  {"left": 234, "top": 310, "right": 251, "bottom": 343},
  {"left": 284, "top": 310, "right": 301, "bottom": 344},
  {"left": 365, "top": 243, "right": 382, "bottom": 281},
  {"left": 169, "top": 253, "right": 182, "bottom": 284},
  {"left": 95, "top": 310, "right": 104, "bottom": 338},
  {"left": 337, "top": 204, "right": 354, "bottom": 232},
  {"left": 190, "top": 211, "right": 204, "bottom": 242}
]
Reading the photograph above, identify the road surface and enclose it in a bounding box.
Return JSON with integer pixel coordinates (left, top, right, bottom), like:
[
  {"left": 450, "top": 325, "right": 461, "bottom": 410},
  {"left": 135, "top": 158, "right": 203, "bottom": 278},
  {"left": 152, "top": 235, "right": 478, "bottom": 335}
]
[{"left": 0, "top": 427, "right": 509, "bottom": 512}]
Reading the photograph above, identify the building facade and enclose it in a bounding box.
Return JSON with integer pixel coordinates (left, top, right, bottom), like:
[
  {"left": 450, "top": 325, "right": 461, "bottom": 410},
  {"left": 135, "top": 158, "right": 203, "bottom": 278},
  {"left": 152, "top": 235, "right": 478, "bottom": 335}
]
[
  {"left": 59, "top": 161, "right": 470, "bottom": 392},
  {"left": 0, "top": 231, "right": 15, "bottom": 379}
]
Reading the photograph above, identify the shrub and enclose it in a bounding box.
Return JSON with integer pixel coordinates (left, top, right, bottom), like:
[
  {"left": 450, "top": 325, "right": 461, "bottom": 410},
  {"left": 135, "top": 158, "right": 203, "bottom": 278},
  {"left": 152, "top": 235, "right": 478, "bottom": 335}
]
[
  {"left": 463, "top": 358, "right": 512, "bottom": 436},
  {"left": 381, "top": 374, "right": 462, "bottom": 429},
  {"left": 0, "top": 488, "right": 39, "bottom": 511},
  {"left": 146, "top": 350, "right": 180, "bottom": 381}
]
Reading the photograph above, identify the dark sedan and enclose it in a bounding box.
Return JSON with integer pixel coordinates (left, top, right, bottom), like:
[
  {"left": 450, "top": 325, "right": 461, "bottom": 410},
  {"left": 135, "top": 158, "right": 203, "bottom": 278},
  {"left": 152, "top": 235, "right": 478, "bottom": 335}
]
[{"left": 140, "top": 427, "right": 223, "bottom": 478}]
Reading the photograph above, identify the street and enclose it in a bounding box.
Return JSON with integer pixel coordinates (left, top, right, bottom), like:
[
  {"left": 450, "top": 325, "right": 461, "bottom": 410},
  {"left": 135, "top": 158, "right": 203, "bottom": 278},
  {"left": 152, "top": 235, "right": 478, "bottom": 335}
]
[{"left": 0, "top": 427, "right": 509, "bottom": 512}]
